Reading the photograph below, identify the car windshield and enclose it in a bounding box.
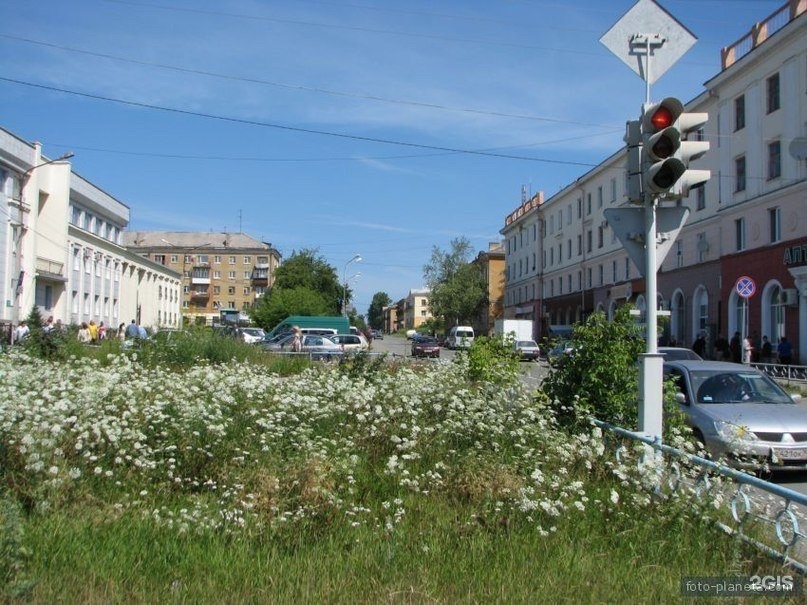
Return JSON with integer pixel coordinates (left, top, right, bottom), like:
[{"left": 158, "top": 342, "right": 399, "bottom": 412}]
[
  {"left": 516, "top": 340, "right": 537, "bottom": 348},
  {"left": 417, "top": 338, "right": 438, "bottom": 344},
  {"left": 241, "top": 328, "right": 263, "bottom": 336},
  {"left": 692, "top": 370, "right": 793, "bottom": 404}
]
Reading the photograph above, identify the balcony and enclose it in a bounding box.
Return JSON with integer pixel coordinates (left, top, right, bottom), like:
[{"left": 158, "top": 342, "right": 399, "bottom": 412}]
[
  {"left": 190, "top": 289, "right": 210, "bottom": 300},
  {"left": 35, "top": 257, "right": 67, "bottom": 283}
]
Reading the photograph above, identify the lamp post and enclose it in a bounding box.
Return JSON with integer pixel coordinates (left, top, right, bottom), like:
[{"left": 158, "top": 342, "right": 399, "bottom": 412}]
[
  {"left": 342, "top": 254, "right": 361, "bottom": 317},
  {"left": 9, "top": 152, "right": 74, "bottom": 344}
]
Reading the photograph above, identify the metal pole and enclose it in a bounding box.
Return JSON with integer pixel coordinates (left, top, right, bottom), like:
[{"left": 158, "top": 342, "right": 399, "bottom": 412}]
[{"left": 638, "top": 46, "right": 664, "bottom": 446}]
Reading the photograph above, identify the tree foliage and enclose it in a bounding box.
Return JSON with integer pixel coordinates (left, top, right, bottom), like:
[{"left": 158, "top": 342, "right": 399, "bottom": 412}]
[
  {"left": 250, "top": 248, "right": 342, "bottom": 330},
  {"left": 423, "top": 237, "right": 486, "bottom": 327},
  {"left": 543, "top": 306, "right": 645, "bottom": 429},
  {"left": 250, "top": 287, "right": 331, "bottom": 331},
  {"left": 367, "top": 292, "right": 391, "bottom": 330}
]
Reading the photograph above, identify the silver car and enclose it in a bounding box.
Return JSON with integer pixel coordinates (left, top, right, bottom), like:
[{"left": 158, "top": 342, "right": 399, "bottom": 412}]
[{"left": 664, "top": 360, "right": 807, "bottom": 470}]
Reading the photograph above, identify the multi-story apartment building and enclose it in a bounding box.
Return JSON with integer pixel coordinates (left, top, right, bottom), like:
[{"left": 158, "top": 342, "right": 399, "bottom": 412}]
[
  {"left": 122, "top": 231, "right": 281, "bottom": 325},
  {"left": 0, "top": 127, "right": 181, "bottom": 339},
  {"left": 389, "top": 288, "right": 433, "bottom": 332},
  {"left": 471, "top": 241, "right": 505, "bottom": 336},
  {"left": 502, "top": 0, "right": 807, "bottom": 362}
]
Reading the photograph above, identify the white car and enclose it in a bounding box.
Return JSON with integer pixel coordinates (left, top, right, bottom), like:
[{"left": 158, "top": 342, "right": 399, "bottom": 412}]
[
  {"left": 239, "top": 327, "right": 266, "bottom": 344},
  {"left": 330, "top": 334, "right": 369, "bottom": 351}
]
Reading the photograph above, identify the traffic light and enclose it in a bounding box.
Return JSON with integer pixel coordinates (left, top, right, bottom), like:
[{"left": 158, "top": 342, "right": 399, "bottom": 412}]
[
  {"left": 640, "top": 97, "right": 710, "bottom": 199},
  {"left": 624, "top": 119, "right": 642, "bottom": 204}
]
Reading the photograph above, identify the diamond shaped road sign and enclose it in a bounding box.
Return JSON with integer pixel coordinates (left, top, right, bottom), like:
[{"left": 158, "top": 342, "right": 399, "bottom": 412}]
[
  {"left": 604, "top": 206, "right": 690, "bottom": 277},
  {"left": 600, "top": 0, "right": 696, "bottom": 84}
]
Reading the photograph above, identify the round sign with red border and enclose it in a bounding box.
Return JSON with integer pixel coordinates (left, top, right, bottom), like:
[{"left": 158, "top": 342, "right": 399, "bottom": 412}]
[{"left": 735, "top": 276, "right": 756, "bottom": 299}]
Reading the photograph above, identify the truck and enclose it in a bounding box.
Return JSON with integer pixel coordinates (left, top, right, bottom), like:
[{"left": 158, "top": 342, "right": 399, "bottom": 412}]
[
  {"left": 494, "top": 319, "right": 534, "bottom": 342},
  {"left": 267, "top": 315, "right": 350, "bottom": 338}
]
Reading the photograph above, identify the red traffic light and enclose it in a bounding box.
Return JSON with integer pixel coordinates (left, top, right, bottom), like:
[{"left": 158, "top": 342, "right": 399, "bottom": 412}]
[{"left": 650, "top": 106, "right": 674, "bottom": 130}]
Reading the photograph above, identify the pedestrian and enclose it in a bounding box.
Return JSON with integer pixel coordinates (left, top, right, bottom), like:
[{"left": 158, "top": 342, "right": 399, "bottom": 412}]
[
  {"left": 88, "top": 320, "right": 99, "bottom": 344},
  {"left": 751, "top": 331, "right": 761, "bottom": 363},
  {"left": 137, "top": 323, "right": 148, "bottom": 340},
  {"left": 777, "top": 336, "right": 793, "bottom": 365},
  {"left": 742, "top": 335, "right": 753, "bottom": 365},
  {"left": 692, "top": 333, "right": 706, "bottom": 358},
  {"left": 14, "top": 321, "right": 30, "bottom": 344},
  {"left": 77, "top": 322, "right": 91, "bottom": 344},
  {"left": 761, "top": 335, "right": 772, "bottom": 363},
  {"left": 117, "top": 322, "right": 127, "bottom": 341},
  {"left": 729, "top": 332, "right": 741, "bottom": 363},
  {"left": 54, "top": 319, "right": 65, "bottom": 332},
  {"left": 125, "top": 319, "right": 139, "bottom": 339},
  {"left": 98, "top": 321, "right": 107, "bottom": 341},
  {"left": 291, "top": 327, "right": 302, "bottom": 353},
  {"left": 42, "top": 316, "right": 55, "bottom": 333}
]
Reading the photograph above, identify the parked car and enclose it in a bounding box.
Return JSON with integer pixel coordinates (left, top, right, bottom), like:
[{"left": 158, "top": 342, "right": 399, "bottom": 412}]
[
  {"left": 664, "top": 360, "right": 807, "bottom": 470},
  {"left": 513, "top": 339, "right": 541, "bottom": 361},
  {"left": 330, "top": 334, "right": 368, "bottom": 352},
  {"left": 447, "top": 326, "right": 474, "bottom": 349},
  {"left": 411, "top": 335, "right": 440, "bottom": 358},
  {"left": 547, "top": 340, "right": 574, "bottom": 360},
  {"left": 658, "top": 346, "right": 702, "bottom": 361},
  {"left": 239, "top": 327, "right": 266, "bottom": 344},
  {"left": 262, "top": 334, "right": 342, "bottom": 359},
  {"left": 371, "top": 329, "right": 384, "bottom": 340}
]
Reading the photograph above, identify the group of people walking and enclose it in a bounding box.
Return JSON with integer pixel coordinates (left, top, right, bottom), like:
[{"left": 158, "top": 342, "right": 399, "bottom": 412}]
[
  {"left": 8, "top": 316, "right": 148, "bottom": 346},
  {"left": 708, "top": 332, "right": 793, "bottom": 365}
]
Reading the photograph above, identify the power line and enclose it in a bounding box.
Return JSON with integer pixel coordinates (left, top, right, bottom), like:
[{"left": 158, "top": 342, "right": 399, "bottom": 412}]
[
  {"left": 0, "top": 75, "right": 602, "bottom": 168},
  {"left": 0, "top": 33, "right": 619, "bottom": 129}
]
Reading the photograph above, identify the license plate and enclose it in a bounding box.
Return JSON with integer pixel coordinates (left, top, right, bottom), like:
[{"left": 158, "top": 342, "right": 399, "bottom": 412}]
[{"left": 773, "top": 448, "right": 807, "bottom": 461}]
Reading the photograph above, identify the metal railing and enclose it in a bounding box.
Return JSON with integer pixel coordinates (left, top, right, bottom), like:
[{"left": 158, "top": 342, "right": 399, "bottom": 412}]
[
  {"left": 753, "top": 362, "right": 807, "bottom": 385},
  {"left": 593, "top": 418, "right": 807, "bottom": 574}
]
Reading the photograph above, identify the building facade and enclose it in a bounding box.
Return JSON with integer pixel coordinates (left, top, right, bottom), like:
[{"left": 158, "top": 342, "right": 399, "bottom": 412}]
[
  {"left": 122, "top": 231, "right": 281, "bottom": 326},
  {"left": 471, "top": 241, "right": 505, "bottom": 336},
  {"left": 0, "top": 128, "right": 181, "bottom": 339},
  {"left": 502, "top": 0, "right": 807, "bottom": 362}
]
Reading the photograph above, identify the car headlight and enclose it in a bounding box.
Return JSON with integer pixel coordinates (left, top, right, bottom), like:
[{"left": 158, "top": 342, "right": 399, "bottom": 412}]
[{"left": 714, "top": 420, "right": 759, "bottom": 443}]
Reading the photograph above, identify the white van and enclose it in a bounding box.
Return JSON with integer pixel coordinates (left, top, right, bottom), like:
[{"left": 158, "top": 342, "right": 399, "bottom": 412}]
[{"left": 447, "top": 326, "right": 474, "bottom": 349}]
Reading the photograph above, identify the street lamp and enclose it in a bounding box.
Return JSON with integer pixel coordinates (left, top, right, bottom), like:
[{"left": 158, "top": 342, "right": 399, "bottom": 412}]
[
  {"left": 9, "top": 152, "right": 74, "bottom": 344},
  {"left": 342, "top": 254, "right": 362, "bottom": 317}
]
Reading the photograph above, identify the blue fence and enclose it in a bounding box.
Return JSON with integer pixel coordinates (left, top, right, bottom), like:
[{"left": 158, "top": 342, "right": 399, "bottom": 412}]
[{"left": 592, "top": 418, "right": 807, "bottom": 574}]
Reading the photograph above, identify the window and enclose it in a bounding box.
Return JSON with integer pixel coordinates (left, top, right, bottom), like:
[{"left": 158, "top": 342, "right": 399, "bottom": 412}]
[
  {"left": 154, "top": 254, "right": 166, "bottom": 265},
  {"left": 586, "top": 193, "right": 591, "bottom": 215},
  {"left": 766, "top": 73, "right": 780, "bottom": 114},
  {"left": 228, "top": 271, "right": 236, "bottom": 279},
  {"left": 696, "top": 186, "right": 705, "bottom": 211},
  {"left": 597, "top": 226, "right": 603, "bottom": 249},
  {"left": 586, "top": 230, "right": 592, "bottom": 253},
  {"left": 170, "top": 255, "right": 178, "bottom": 263},
  {"left": 769, "top": 207, "right": 781, "bottom": 243},
  {"left": 734, "top": 95, "right": 745, "bottom": 131},
  {"left": 610, "top": 178, "right": 617, "bottom": 203},
  {"left": 768, "top": 140, "right": 781, "bottom": 180},
  {"left": 229, "top": 256, "right": 236, "bottom": 264},
  {"left": 697, "top": 233, "right": 707, "bottom": 263},
  {"left": 577, "top": 197, "right": 582, "bottom": 218},
  {"left": 676, "top": 241, "right": 683, "bottom": 268},
  {"left": 735, "top": 217, "right": 746, "bottom": 251},
  {"left": 243, "top": 256, "right": 251, "bottom": 264},
  {"left": 597, "top": 186, "right": 603, "bottom": 208},
  {"left": 213, "top": 286, "right": 220, "bottom": 294},
  {"left": 735, "top": 156, "right": 746, "bottom": 192},
  {"left": 213, "top": 271, "right": 221, "bottom": 279},
  {"left": 228, "top": 286, "right": 235, "bottom": 295},
  {"left": 625, "top": 258, "right": 630, "bottom": 280},
  {"left": 214, "top": 255, "right": 221, "bottom": 264}
]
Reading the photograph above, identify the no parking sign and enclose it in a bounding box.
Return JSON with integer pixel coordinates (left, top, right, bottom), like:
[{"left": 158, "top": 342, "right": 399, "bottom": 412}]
[{"left": 735, "top": 276, "right": 756, "bottom": 299}]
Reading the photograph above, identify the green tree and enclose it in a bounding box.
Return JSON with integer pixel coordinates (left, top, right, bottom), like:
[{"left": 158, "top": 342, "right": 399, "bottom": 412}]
[
  {"left": 423, "top": 238, "right": 486, "bottom": 326},
  {"left": 367, "top": 292, "right": 391, "bottom": 330},
  {"left": 250, "top": 287, "right": 331, "bottom": 330},
  {"left": 271, "top": 249, "right": 343, "bottom": 313}
]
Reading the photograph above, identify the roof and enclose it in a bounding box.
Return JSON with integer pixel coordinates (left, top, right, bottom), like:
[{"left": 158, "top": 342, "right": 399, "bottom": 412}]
[{"left": 122, "top": 230, "right": 277, "bottom": 252}]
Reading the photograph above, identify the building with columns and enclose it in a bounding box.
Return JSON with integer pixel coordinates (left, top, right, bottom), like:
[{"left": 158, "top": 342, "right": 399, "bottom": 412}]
[{"left": 1, "top": 126, "right": 181, "bottom": 339}]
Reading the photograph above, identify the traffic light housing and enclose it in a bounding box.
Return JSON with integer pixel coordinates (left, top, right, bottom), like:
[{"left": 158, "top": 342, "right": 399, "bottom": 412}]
[{"left": 640, "top": 97, "right": 710, "bottom": 200}]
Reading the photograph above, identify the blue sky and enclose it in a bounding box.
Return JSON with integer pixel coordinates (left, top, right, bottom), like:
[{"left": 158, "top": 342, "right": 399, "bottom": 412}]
[{"left": 0, "top": 0, "right": 781, "bottom": 315}]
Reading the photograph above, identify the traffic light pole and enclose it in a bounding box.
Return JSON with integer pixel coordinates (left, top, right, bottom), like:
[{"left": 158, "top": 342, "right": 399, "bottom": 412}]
[{"left": 639, "top": 191, "right": 664, "bottom": 443}]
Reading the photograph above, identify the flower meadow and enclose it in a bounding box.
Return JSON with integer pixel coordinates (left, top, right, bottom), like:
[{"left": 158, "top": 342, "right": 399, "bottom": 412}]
[{"left": 0, "top": 347, "right": 782, "bottom": 601}]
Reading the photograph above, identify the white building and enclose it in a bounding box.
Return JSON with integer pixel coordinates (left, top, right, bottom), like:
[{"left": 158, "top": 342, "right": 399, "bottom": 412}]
[
  {"left": 0, "top": 127, "right": 181, "bottom": 339},
  {"left": 502, "top": 0, "right": 807, "bottom": 361}
]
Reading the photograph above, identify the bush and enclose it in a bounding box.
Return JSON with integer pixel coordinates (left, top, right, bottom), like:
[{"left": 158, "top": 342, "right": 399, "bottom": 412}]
[{"left": 464, "top": 335, "right": 520, "bottom": 386}]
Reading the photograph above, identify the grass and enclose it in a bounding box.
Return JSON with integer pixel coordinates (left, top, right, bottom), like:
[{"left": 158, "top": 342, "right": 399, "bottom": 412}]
[
  {"left": 1, "top": 338, "right": 803, "bottom": 603},
  {"left": 19, "top": 496, "right": 783, "bottom": 604}
]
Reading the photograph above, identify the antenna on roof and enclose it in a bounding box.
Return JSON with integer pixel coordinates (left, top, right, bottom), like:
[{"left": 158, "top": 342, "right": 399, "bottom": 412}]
[{"left": 521, "top": 185, "right": 527, "bottom": 203}]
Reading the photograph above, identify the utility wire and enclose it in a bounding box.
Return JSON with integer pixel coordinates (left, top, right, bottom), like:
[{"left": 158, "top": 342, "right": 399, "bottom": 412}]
[
  {"left": 0, "top": 33, "right": 619, "bottom": 129},
  {"left": 0, "top": 75, "right": 602, "bottom": 168}
]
